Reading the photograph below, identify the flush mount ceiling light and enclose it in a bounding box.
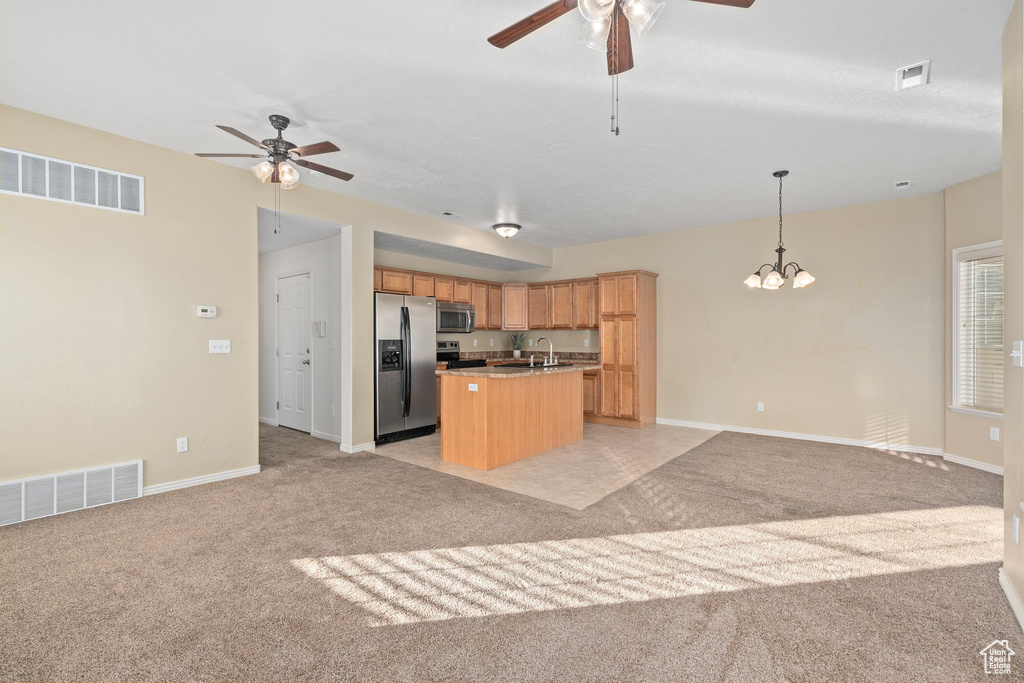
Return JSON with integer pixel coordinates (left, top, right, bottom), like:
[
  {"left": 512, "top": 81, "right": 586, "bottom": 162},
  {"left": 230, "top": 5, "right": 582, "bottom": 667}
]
[
  {"left": 743, "top": 170, "right": 816, "bottom": 291},
  {"left": 493, "top": 223, "right": 521, "bottom": 238}
]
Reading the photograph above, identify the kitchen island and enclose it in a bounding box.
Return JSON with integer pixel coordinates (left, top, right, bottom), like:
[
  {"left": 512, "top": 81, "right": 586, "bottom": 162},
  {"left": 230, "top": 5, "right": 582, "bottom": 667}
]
[{"left": 436, "top": 364, "right": 600, "bottom": 470}]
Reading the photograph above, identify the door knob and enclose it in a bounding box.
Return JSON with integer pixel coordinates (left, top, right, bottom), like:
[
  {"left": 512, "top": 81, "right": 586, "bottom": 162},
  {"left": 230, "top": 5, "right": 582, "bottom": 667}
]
[{"left": 302, "top": 359, "right": 310, "bottom": 365}]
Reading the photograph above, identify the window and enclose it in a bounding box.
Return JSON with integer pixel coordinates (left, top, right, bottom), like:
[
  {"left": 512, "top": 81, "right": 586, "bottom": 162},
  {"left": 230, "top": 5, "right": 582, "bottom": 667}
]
[{"left": 953, "top": 241, "right": 1003, "bottom": 415}]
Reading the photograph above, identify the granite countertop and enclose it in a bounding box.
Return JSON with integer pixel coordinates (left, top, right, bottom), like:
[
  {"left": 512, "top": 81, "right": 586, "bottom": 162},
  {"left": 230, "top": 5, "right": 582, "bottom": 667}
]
[{"left": 436, "top": 363, "right": 601, "bottom": 379}]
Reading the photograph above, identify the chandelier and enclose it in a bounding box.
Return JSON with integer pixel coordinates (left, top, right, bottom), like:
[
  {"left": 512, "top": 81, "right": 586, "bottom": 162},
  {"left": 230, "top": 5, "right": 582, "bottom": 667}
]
[{"left": 743, "top": 170, "right": 816, "bottom": 290}]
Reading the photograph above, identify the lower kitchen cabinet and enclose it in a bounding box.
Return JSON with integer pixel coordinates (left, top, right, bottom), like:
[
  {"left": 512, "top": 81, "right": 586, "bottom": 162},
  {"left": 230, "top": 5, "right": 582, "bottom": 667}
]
[{"left": 583, "top": 371, "right": 599, "bottom": 416}]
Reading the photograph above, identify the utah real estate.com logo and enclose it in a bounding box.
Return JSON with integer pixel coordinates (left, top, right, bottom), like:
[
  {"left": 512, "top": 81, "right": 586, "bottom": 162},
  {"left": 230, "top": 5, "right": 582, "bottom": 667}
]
[{"left": 980, "top": 640, "right": 1015, "bottom": 675}]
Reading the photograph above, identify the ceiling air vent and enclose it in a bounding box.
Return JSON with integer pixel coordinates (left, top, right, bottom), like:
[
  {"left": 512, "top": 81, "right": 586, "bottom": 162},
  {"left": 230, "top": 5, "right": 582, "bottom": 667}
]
[
  {"left": 0, "top": 147, "right": 144, "bottom": 214},
  {"left": 440, "top": 210, "right": 463, "bottom": 218},
  {"left": 896, "top": 61, "right": 930, "bottom": 91},
  {"left": 894, "top": 180, "right": 912, "bottom": 190}
]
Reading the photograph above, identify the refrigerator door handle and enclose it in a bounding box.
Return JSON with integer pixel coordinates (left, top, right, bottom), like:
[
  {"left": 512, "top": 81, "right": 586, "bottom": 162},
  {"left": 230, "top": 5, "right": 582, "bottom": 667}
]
[{"left": 401, "top": 305, "right": 412, "bottom": 418}]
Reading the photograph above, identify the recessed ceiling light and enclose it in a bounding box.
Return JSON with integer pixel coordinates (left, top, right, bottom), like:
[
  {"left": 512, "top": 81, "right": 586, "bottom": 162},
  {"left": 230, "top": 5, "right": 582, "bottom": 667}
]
[
  {"left": 896, "top": 61, "right": 930, "bottom": 91},
  {"left": 894, "top": 180, "right": 912, "bottom": 189}
]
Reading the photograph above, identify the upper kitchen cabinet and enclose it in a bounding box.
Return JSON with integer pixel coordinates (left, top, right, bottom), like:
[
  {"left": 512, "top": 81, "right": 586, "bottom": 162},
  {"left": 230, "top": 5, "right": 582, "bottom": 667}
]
[
  {"left": 373, "top": 267, "right": 383, "bottom": 292},
  {"left": 412, "top": 273, "right": 435, "bottom": 297},
  {"left": 488, "top": 284, "right": 503, "bottom": 329},
  {"left": 378, "top": 267, "right": 413, "bottom": 295},
  {"left": 598, "top": 271, "right": 656, "bottom": 316},
  {"left": 527, "top": 283, "right": 551, "bottom": 329},
  {"left": 572, "top": 278, "right": 599, "bottom": 329},
  {"left": 471, "top": 282, "right": 490, "bottom": 329},
  {"left": 550, "top": 281, "right": 574, "bottom": 329},
  {"left": 453, "top": 279, "right": 472, "bottom": 304},
  {"left": 433, "top": 276, "right": 454, "bottom": 302},
  {"left": 502, "top": 284, "right": 529, "bottom": 330}
]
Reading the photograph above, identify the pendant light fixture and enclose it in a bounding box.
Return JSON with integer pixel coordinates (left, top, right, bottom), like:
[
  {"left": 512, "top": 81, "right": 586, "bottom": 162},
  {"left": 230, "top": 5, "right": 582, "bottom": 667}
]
[
  {"left": 493, "top": 223, "right": 521, "bottom": 239},
  {"left": 743, "top": 170, "right": 816, "bottom": 290}
]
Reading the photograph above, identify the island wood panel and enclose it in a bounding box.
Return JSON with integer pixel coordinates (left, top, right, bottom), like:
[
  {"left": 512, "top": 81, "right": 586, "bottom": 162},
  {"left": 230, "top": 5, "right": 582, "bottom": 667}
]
[
  {"left": 502, "top": 284, "right": 529, "bottom": 330},
  {"left": 440, "top": 371, "right": 584, "bottom": 470},
  {"left": 453, "top": 279, "right": 472, "bottom": 303},
  {"left": 550, "top": 281, "right": 574, "bottom": 329},
  {"left": 434, "top": 276, "right": 454, "bottom": 302},
  {"left": 471, "top": 282, "right": 490, "bottom": 329},
  {"left": 488, "top": 284, "right": 503, "bottom": 329},
  {"left": 528, "top": 283, "right": 551, "bottom": 329},
  {"left": 412, "top": 273, "right": 435, "bottom": 297}
]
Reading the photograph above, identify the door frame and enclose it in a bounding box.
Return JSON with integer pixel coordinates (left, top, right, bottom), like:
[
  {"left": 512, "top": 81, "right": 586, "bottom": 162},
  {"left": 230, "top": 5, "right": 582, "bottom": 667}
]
[{"left": 274, "top": 268, "right": 315, "bottom": 432}]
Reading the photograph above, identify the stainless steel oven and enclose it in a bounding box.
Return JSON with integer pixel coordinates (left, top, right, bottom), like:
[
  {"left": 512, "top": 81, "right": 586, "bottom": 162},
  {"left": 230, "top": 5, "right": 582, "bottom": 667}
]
[{"left": 436, "top": 302, "right": 475, "bottom": 333}]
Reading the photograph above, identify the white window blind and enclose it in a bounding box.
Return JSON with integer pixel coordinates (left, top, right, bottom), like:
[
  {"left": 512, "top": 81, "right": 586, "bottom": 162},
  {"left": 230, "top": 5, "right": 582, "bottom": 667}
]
[{"left": 954, "top": 242, "right": 1003, "bottom": 414}]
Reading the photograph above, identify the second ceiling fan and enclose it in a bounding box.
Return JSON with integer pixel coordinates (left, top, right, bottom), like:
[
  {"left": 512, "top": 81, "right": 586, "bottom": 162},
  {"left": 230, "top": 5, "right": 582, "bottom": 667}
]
[{"left": 488, "top": 0, "right": 756, "bottom": 76}]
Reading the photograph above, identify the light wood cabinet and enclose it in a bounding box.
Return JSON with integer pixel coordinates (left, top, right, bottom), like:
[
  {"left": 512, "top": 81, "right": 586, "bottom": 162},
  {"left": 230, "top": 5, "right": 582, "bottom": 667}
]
[
  {"left": 502, "top": 284, "right": 529, "bottom": 330},
  {"left": 373, "top": 267, "right": 383, "bottom": 292},
  {"left": 573, "top": 278, "right": 599, "bottom": 329},
  {"left": 453, "top": 279, "right": 472, "bottom": 303},
  {"left": 583, "top": 371, "right": 599, "bottom": 416},
  {"left": 380, "top": 268, "right": 413, "bottom": 295},
  {"left": 488, "top": 284, "right": 503, "bottom": 329},
  {"left": 550, "top": 281, "right": 574, "bottom": 329},
  {"left": 528, "top": 283, "right": 551, "bottom": 329},
  {"left": 413, "top": 273, "right": 435, "bottom": 297},
  {"left": 471, "top": 282, "right": 490, "bottom": 329},
  {"left": 593, "top": 270, "right": 657, "bottom": 428},
  {"left": 433, "top": 276, "right": 454, "bottom": 302}
]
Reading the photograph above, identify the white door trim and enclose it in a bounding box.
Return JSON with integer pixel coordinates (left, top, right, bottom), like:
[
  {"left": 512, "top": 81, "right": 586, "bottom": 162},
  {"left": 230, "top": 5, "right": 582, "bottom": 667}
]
[{"left": 276, "top": 269, "right": 314, "bottom": 432}]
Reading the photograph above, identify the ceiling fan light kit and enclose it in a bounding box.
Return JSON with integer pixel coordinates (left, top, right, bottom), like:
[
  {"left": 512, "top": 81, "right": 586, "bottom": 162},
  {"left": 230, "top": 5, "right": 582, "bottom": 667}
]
[{"left": 743, "top": 170, "right": 816, "bottom": 291}]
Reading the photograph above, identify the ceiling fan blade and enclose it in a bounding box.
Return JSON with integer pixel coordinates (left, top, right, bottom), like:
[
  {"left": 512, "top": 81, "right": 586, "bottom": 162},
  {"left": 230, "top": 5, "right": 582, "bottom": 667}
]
[
  {"left": 194, "top": 153, "right": 265, "bottom": 158},
  {"left": 290, "top": 141, "right": 340, "bottom": 157},
  {"left": 488, "top": 0, "right": 579, "bottom": 48},
  {"left": 293, "top": 158, "right": 354, "bottom": 181},
  {"left": 215, "top": 125, "right": 269, "bottom": 149},
  {"left": 607, "top": 2, "right": 634, "bottom": 75},
  {"left": 689, "top": 0, "right": 756, "bottom": 7}
]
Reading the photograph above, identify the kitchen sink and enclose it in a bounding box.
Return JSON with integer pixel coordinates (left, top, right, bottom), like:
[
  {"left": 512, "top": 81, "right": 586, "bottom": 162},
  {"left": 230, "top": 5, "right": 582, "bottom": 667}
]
[{"left": 495, "top": 362, "right": 573, "bottom": 368}]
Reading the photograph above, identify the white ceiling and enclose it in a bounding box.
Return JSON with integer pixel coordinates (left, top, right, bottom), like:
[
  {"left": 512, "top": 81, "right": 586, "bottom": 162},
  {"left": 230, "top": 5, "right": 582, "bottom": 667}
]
[
  {"left": 0, "top": 1, "right": 1012, "bottom": 248},
  {"left": 257, "top": 208, "right": 342, "bottom": 254},
  {"left": 374, "top": 232, "right": 548, "bottom": 271}
]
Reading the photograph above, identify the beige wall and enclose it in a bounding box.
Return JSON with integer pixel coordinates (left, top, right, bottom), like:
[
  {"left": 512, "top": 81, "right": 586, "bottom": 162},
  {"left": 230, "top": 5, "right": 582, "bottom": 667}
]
[
  {"left": 1002, "top": 0, "right": 1024, "bottom": 624},
  {"left": 944, "top": 172, "right": 1004, "bottom": 469},
  {"left": 530, "top": 194, "right": 946, "bottom": 450},
  {"left": 0, "top": 104, "right": 549, "bottom": 482}
]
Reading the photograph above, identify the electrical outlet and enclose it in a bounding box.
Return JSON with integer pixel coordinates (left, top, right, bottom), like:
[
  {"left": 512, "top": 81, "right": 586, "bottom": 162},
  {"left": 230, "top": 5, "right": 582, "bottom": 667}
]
[
  {"left": 528, "top": 338, "right": 534, "bottom": 346},
  {"left": 331, "top": 406, "right": 336, "bottom": 417},
  {"left": 757, "top": 402, "right": 765, "bottom": 412},
  {"left": 489, "top": 339, "right": 494, "bottom": 347},
  {"left": 176, "top": 437, "right": 188, "bottom": 453},
  {"left": 209, "top": 340, "right": 231, "bottom": 354},
  {"left": 990, "top": 427, "right": 1000, "bottom": 441},
  {"left": 1014, "top": 514, "right": 1020, "bottom": 544},
  {"left": 584, "top": 338, "right": 589, "bottom": 347},
  {"left": 468, "top": 383, "right": 478, "bottom": 392},
  {"left": 473, "top": 339, "right": 478, "bottom": 347}
]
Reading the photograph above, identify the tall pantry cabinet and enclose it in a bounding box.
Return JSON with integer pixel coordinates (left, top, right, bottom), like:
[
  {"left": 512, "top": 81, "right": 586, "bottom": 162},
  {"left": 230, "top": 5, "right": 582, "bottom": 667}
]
[{"left": 594, "top": 270, "right": 657, "bottom": 428}]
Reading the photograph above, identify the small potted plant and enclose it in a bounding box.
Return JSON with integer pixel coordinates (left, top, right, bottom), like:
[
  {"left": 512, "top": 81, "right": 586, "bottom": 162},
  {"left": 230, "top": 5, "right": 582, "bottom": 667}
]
[{"left": 508, "top": 331, "right": 526, "bottom": 359}]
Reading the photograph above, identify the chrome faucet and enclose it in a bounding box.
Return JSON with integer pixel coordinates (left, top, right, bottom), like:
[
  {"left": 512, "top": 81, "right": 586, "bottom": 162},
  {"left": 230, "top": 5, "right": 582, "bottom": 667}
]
[{"left": 537, "top": 337, "right": 554, "bottom": 365}]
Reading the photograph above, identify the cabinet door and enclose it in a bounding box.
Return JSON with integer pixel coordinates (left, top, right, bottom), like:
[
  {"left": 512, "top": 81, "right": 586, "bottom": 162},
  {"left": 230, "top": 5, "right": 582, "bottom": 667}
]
[
  {"left": 380, "top": 268, "right": 413, "bottom": 294},
  {"left": 573, "top": 278, "right": 599, "bottom": 329},
  {"left": 550, "top": 281, "right": 574, "bottom": 329},
  {"left": 528, "top": 284, "right": 551, "bottom": 329},
  {"left": 583, "top": 372, "right": 598, "bottom": 416},
  {"left": 616, "top": 317, "right": 638, "bottom": 419},
  {"left": 373, "top": 267, "right": 383, "bottom": 292},
  {"left": 453, "top": 279, "right": 472, "bottom": 303},
  {"left": 433, "top": 277, "right": 454, "bottom": 302},
  {"left": 488, "top": 284, "right": 503, "bottom": 329},
  {"left": 616, "top": 273, "right": 638, "bottom": 315},
  {"left": 598, "top": 317, "right": 618, "bottom": 416},
  {"left": 588, "top": 279, "right": 600, "bottom": 328},
  {"left": 412, "top": 273, "right": 434, "bottom": 297},
  {"left": 502, "top": 284, "right": 529, "bottom": 330},
  {"left": 471, "top": 282, "right": 489, "bottom": 329},
  {"left": 599, "top": 275, "right": 618, "bottom": 315}
]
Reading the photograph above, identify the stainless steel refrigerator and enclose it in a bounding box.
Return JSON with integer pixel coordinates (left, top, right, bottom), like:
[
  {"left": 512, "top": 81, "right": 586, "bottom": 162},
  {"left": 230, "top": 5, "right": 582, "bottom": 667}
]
[{"left": 374, "top": 293, "right": 438, "bottom": 444}]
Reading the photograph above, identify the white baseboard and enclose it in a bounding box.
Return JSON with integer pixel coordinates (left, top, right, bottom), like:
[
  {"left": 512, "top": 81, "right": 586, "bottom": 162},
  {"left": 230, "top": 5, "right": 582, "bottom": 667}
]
[
  {"left": 258, "top": 416, "right": 278, "bottom": 426},
  {"left": 142, "top": 465, "right": 261, "bottom": 496},
  {"left": 340, "top": 442, "right": 375, "bottom": 454},
  {"left": 999, "top": 567, "right": 1024, "bottom": 631},
  {"left": 311, "top": 430, "right": 342, "bottom": 444},
  {"left": 656, "top": 418, "right": 944, "bottom": 457},
  {"left": 942, "top": 453, "right": 1004, "bottom": 475}
]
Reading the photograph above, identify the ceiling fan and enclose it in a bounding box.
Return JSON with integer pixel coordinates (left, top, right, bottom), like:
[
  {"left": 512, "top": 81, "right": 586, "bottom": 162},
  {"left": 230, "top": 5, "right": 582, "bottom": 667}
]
[
  {"left": 488, "top": 0, "right": 756, "bottom": 76},
  {"left": 194, "top": 114, "right": 353, "bottom": 187}
]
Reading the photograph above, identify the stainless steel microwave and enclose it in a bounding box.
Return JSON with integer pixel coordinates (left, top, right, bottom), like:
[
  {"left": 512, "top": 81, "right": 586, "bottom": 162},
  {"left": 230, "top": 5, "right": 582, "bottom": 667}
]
[{"left": 436, "top": 301, "right": 475, "bottom": 333}]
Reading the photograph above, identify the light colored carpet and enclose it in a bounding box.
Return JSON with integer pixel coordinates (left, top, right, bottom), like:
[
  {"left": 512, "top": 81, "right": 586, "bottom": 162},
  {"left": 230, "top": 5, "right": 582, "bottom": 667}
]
[
  {"left": 371, "top": 422, "right": 720, "bottom": 510},
  {"left": 0, "top": 425, "right": 1020, "bottom": 682}
]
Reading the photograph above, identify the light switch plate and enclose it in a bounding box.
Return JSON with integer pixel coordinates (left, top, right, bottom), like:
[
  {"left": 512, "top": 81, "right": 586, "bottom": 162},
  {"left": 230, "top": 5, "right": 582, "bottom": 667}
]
[
  {"left": 209, "top": 340, "right": 231, "bottom": 354},
  {"left": 1013, "top": 340, "right": 1024, "bottom": 368}
]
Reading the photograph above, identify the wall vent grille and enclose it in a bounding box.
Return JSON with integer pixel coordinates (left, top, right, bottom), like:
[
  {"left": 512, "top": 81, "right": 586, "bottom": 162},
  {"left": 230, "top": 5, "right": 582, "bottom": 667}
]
[
  {"left": 0, "top": 147, "right": 144, "bottom": 214},
  {"left": 0, "top": 461, "right": 142, "bottom": 526}
]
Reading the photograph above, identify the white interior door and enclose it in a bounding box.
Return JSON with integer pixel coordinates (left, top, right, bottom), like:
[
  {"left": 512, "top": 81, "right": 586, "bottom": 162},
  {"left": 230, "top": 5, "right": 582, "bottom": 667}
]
[{"left": 278, "top": 273, "right": 312, "bottom": 432}]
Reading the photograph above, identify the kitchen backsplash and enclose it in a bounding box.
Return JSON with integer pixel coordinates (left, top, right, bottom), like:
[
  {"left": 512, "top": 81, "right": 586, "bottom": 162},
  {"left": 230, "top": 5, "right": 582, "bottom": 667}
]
[{"left": 437, "top": 328, "right": 599, "bottom": 353}]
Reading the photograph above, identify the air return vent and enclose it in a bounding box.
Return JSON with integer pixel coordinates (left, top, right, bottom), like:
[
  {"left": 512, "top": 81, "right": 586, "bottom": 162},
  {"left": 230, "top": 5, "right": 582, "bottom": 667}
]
[
  {"left": 0, "top": 147, "right": 144, "bottom": 214},
  {"left": 0, "top": 461, "right": 142, "bottom": 526}
]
